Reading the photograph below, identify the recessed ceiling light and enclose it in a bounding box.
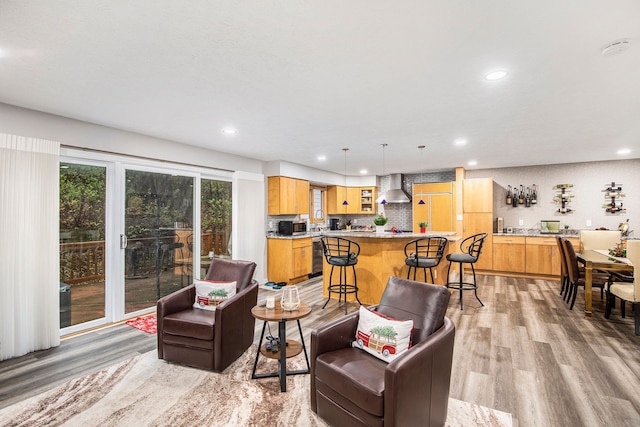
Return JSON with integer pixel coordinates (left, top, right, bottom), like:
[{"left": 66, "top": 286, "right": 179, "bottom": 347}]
[
  {"left": 484, "top": 70, "right": 507, "bottom": 81},
  {"left": 317, "top": 155, "right": 326, "bottom": 161},
  {"left": 454, "top": 139, "right": 467, "bottom": 146},
  {"left": 467, "top": 160, "right": 477, "bottom": 166},
  {"left": 221, "top": 128, "right": 236, "bottom": 135},
  {"left": 617, "top": 148, "right": 631, "bottom": 155},
  {"left": 360, "top": 169, "right": 368, "bottom": 175}
]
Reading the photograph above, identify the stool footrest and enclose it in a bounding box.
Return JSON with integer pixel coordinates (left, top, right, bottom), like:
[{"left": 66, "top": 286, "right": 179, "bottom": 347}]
[
  {"left": 446, "top": 282, "right": 478, "bottom": 291},
  {"left": 327, "top": 284, "right": 359, "bottom": 295}
]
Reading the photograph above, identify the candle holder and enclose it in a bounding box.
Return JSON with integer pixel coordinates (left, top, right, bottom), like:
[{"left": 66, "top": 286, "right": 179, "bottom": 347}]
[{"left": 281, "top": 286, "right": 300, "bottom": 311}]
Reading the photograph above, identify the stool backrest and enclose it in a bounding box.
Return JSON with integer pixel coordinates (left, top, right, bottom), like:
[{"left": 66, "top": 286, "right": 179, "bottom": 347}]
[
  {"left": 459, "top": 233, "right": 488, "bottom": 260},
  {"left": 404, "top": 237, "right": 448, "bottom": 261},
  {"left": 321, "top": 236, "right": 360, "bottom": 260}
]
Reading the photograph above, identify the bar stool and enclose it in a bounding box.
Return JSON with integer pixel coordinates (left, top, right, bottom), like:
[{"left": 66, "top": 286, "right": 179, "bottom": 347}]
[
  {"left": 446, "top": 233, "right": 488, "bottom": 310},
  {"left": 404, "top": 237, "right": 448, "bottom": 283},
  {"left": 321, "top": 236, "right": 361, "bottom": 314}
]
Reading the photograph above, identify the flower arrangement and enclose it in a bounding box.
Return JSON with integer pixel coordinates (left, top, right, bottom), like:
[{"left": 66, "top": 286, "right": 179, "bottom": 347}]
[
  {"left": 373, "top": 214, "right": 388, "bottom": 226},
  {"left": 608, "top": 247, "right": 627, "bottom": 258}
]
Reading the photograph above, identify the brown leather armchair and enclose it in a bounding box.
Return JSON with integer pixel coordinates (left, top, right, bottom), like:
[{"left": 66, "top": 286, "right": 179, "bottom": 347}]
[
  {"left": 310, "top": 276, "right": 455, "bottom": 427},
  {"left": 157, "top": 258, "right": 258, "bottom": 372}
]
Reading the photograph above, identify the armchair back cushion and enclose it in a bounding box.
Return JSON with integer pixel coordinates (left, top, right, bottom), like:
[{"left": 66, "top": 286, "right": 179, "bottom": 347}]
[
  {"left": 376, "top": 276, "right": 450, "bottom": 343},
  {"left": 204, "top": 258, "right": 256, "bottom": 291}
]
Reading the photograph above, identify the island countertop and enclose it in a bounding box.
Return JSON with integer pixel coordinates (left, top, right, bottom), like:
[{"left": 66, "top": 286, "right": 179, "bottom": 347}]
[
  {"left": 322, "top": 233, "right": 460, "bottom": 305},
  {"left": 267, "top": 230, "right": 461, "bottom": 242}
]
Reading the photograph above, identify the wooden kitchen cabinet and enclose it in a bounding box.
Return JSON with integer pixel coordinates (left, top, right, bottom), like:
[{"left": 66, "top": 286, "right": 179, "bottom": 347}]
[
  {"left": 462, "top": 177, "right": 494, "bottom": 270},
  {"left": 327, "top": 186, "right": 377, "bottom": 215},
  {"left": 462, "top": 212, "right": 493, "bottom": 270},
  {"left": 463, "top": 178, "right": 493, "bottom": 213},
  {"left": 267, "top": 237, "right": 312, "bottom": 284},
  {"left": 525, "top": 236, "right": 578, "bottom": 276},
  {"left": 412, "top": 182, "right": 455, "bottom": 232},
  {"left": 327, "top": 186, "right": 347, "bottom": 214},
  {"left": 493, "top": 235, "right": 526, "bottom": 273},
  {"left": 268, "top": 176, "right": 309, "bottom": 215}
]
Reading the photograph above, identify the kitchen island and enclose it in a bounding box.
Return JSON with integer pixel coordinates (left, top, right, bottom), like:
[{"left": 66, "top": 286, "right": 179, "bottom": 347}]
[{"left": 321, "top": 231, "right": 460, "bottom": 305}]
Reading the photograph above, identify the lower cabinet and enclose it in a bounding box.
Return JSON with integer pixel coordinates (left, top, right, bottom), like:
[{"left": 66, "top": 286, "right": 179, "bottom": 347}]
[
  {"left": 493, "top": 236, "right": 526, "bottom": 273},
  {"left": 491, "top": 235, "right": 580, "bottom": 276},
  {"left": 267, "top": 238, "right": 312, "bottom": 285}
]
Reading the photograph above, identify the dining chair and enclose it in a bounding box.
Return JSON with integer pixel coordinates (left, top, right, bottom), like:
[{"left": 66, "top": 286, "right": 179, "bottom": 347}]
[
  {"left": 605, "top": 240, "right": 640, "bottom": 335},
  {"left": 556, "top": 236, "right": 569, "bottom": 297},
  {"left": 579, "top": 230, "right": 621, "bottom": 252},
  {"left": 562, "top": 238, "right": 609, "bottom": 310}
]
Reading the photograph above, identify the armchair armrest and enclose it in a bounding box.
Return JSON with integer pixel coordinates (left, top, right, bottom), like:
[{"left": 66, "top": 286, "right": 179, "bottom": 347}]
[
  {"left": 213, "top": 279, "right": 259, "bottom": 371},
  {"left": 384, "top": 317, "right": 455, "bottom": 427},
  {"left": 157, "top": 285, "right": 196, "bottom": 358},
  {"left": 311, "top": 311, "right": 360, "bottom": 358},
  {"left": 310, "top": 311, "right": 359, "bottom": 412}
]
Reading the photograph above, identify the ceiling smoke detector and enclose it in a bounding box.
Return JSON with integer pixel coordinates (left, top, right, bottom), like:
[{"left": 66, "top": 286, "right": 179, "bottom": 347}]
[{"left": 601, "top": 39, "right": 631, "bottom": 56}]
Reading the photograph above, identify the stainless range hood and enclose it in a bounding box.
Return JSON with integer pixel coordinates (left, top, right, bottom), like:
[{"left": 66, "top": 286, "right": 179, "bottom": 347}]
[{"left": 375, "top": 174, "right": 411, "bottom": 204}]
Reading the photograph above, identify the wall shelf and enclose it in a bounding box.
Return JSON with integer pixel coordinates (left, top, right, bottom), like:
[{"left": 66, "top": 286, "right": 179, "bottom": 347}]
[
  {"left": 554, "top": 184, "right": 574, "bottom": 214},
  {"left": 602, "top": 182, "right": 626, "bottom": 214}
]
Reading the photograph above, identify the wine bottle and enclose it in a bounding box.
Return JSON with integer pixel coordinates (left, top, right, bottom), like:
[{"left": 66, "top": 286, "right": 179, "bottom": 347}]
[{"left": 506, "top": 185, "right": 512, "bottom": 205}]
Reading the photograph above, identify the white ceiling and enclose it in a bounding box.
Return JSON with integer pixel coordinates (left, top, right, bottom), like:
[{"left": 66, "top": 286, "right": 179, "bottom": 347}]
[{"left": 1, "top": 1, "right": 639, "bottom": 176}]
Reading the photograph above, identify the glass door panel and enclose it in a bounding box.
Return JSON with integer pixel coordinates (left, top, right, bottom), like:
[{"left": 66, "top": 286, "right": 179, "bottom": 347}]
[
  {"left": 199, "top": 178, "right": 232, "bottom": 278},
  {"left": 59, "top": 163, "right": 107, "bottom": 326},
  {"left": 124, "top": 170, "right": 194, "bottom": 314}
]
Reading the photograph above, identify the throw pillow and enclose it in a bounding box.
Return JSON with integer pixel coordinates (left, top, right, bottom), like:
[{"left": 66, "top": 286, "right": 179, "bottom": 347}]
[
  {"left": 193, "top": 280, "right": 237, "bottom": 311},
  {"left": 353, "top": 306, "right": 413, "bottom": 363}
]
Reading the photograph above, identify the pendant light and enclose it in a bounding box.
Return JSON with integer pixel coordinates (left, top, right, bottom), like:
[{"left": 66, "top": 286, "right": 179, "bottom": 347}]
[
  {"left": 379, "top": 143, "right": 388, "bottom": 205},
  {"left": 342, "top": 148, "right": 349, "bottom": 205},
  {"left": 418, "top": 145, "right": 426, "bottom": 205}
]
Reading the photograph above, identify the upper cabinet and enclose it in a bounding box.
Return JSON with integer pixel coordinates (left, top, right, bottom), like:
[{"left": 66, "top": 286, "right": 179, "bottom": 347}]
[
  {"left": 463, "top": 178, "right": 493, "bottom": 213},
  {"left": 327, "top": 186, "right": 377, "bottom": 215},
  {"left": 268, "top": 176, "right": 310, "bottom": 215},
  {"left": 412, "top": 182, "right": 455, "bottom": 232}
]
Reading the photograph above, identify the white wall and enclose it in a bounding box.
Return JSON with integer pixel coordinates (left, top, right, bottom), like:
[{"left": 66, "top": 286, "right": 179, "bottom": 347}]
[
  {"left": 0, "top": 103, "right": 263, "bottom": 174},
  {"left": 0, "top": 103, "right": 267, "bottom": 278},
  {"left": 466, "top": 159, "right": 640, "bottom": 233}
]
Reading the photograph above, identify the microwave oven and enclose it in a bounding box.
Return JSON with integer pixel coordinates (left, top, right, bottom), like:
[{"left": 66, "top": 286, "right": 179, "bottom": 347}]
[{"left": 278, "top": 220, "right": 307, "bottom": 236}]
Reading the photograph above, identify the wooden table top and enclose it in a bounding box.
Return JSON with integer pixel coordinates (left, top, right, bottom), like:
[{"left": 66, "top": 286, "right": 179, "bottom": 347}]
[{"left": 251, "top": 301, "right": 311, "bottom": 322}]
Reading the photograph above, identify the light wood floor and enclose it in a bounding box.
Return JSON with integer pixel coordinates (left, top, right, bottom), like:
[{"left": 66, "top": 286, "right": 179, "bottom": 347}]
[{"left": 2, "top": 275, "right": 640, "bottom": 427}]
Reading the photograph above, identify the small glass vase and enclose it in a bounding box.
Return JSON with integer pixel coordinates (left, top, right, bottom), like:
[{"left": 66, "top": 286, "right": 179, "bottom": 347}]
[{"left": 281, "top": 286, "right": 300, "bottom": 311}]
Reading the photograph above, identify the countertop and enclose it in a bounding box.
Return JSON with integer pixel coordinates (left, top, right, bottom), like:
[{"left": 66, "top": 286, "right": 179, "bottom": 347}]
[{"left": 267, "top": 230, "right": 460, "bottom": 241}]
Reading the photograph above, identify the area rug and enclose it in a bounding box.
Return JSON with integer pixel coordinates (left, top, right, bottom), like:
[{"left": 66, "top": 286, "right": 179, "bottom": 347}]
[
  {"left": 125, "top": 314, "right": 157, "bottom": 334},
  {"left": 0, "top": 347, "right": 512, "bottom": 427}
]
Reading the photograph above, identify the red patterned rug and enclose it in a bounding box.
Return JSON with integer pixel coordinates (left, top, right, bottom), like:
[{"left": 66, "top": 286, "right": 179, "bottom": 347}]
[{"left": 125, "top": 314, "right": 157, "bottom": 334}]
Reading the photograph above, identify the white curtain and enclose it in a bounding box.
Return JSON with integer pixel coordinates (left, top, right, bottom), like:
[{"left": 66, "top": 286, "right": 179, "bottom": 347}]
[{"left": 0, "top": 133, "right": 60, "bottom": 361}]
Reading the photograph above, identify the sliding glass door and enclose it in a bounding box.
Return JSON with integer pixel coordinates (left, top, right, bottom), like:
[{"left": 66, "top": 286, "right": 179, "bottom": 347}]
[
  {"left": 59, "top": 162, "right": 107, "bottom": 327},
  {"left": 123, "top": 169, "right": 194, "bottom": 314},
  {"left": 60, "top": 149, "right": 233, "bottom": 334}
]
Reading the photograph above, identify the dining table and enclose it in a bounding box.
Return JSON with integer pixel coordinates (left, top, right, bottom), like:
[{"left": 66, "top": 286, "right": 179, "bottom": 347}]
[{"left": 576, "top": 249, "right": 634, "bottom": 318}]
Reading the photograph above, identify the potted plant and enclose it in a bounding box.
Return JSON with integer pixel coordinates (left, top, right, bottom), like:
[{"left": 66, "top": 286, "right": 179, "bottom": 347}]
[
  {"left": 373, "top": 214, "right": 388, "bottom": 233},
  {"left": 418, "top": 221, "right": 428, "bottom": 233}
]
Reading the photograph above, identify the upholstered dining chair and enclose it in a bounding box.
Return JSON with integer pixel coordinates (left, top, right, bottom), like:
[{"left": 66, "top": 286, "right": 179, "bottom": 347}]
[
  {"left": 580, "top": 230, "right": 621, "bottom": 252},
  {"left": 404, "top": 237, "right": 448, "bottom": 283},
  {"left": 556, "top": 236, "right": 570, "bottom": 297},
  {"left": 605, "top": 240, "right": 640, "bottom": 335},
  {"left": 157, "top": 258, "right": 258, "bottom": 371},
  {"left": 310, "top": 276, "right": 455, "bottom": 427},
  {"left": 562, "top": 238, "right": 609, "bottom": 310}
]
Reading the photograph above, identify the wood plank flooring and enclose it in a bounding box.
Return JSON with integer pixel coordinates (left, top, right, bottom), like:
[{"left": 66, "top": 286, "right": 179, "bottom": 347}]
[{"left": 2, "top": 275, "right": 640, "bottom": 427}]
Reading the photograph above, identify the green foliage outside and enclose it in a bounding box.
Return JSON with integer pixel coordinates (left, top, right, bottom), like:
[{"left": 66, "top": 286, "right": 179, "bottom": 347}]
[{"left": 60, "top": 164, "right": 106, "bottom": 241}]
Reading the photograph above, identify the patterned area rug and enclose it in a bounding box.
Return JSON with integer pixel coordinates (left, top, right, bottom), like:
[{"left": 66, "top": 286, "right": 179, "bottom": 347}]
[
  {"left": 0, "top": 347, "right": 512, "bottom": 427},
  {"left": 125, "top": 314, "right": 157, "bottom": 334}
]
